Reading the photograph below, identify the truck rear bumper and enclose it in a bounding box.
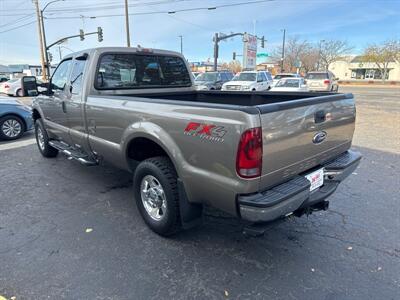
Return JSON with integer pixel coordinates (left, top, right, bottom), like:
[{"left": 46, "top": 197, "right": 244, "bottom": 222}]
[{"left": 238, "top": 150, "right": 362, "bottom": 223}]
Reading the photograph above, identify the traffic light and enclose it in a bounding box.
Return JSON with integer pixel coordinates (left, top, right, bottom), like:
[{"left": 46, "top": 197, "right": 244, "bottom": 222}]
[
  {"left": 233, "top": 52, "right": 236, "bottom": 60},
  {"left": 97, "top": 27, "right": 103, "bottom": 42},
  {"left": 79, "top": 29, "right": 85, "bottom": 41},
  {"left": 261, "top": 36, "right": 265, "bottom": 48}
]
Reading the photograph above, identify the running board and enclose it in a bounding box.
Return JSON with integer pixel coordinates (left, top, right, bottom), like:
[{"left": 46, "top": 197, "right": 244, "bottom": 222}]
[{"left": 49, "top": 140, "right": 98, "bottom": 166}]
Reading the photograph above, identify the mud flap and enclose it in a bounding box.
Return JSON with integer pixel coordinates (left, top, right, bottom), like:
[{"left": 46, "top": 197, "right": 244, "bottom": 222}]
[{"left": 178, "top": 179, "right": 203, "bottom": 229}]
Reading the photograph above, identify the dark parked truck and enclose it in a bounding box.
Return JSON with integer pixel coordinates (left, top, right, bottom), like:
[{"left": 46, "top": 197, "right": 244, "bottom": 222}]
[{"left": 31, "top": 47, "right": 361, "bottom": 236}]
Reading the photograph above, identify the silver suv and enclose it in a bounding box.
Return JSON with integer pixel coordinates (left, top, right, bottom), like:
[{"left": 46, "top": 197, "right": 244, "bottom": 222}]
[{"left": 305, "top": 71, "right": 339, "bottom": 92}]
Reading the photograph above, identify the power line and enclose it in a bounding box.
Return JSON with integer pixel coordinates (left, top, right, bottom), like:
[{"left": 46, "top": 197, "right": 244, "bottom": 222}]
[
  {"left": 0, "top": 20, "right": 36, "bottom": 34},
  {"left": 0, "top": 13, "right": 34, "bottom": 28},
  {"left": 44, "top": 0, "right": 275, "bottom": 19}
]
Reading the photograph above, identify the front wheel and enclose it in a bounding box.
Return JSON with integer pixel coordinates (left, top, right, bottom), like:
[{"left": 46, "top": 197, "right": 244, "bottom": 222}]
[
  {"left": 0, "top": 115, "right": 25, "bottom": 140},
  {"left": 133, "top": 157, "right": 181, "bottom": 236},
  {"left": 34, "top": 119, "right": 58, "bottom": 157},
  {"left": 16, "top": 89, "right": 24, "bottom": 97}
]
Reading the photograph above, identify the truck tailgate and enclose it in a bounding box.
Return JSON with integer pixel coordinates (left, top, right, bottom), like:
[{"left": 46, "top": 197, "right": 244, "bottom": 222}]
[{"left": 257, "top": 94, "right": 356, "bottom": 189}]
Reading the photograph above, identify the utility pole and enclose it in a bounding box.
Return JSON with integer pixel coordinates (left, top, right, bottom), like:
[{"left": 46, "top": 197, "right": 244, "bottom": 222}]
[
  {"left": 33, "top": 0, "right": 47, "bottom": 80},
  {"left": 213, "top": 33, "right": 219, "bottom": 71},
  {"left": 281, "top": 29, "right": 286, "bottom": 72},
  {"left": 178, "top": 35, "right": 183, "bottom": 54},
  {"left": 40, "top": 9, "right": 51, "bottom": 80},
  {"left": 124, "top": 0, "right": 131, "bottom": 47},
  {"left": 317, "top": 39, "right": 325, "bottom": 71}
]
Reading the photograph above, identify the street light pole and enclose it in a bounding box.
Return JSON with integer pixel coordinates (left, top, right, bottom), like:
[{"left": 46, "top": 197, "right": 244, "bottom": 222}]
[
  {"left": 281, "top": 29, "right": 286, "bottom": 72},
  {"left": 178, "top": 35, "right": 183, "bottom": 54},
  {"left": 40, "top": 0, "right": 65, "bottom": 80},
  {"left": 124, "top": 0, "right": 131, "bottom": 47}
]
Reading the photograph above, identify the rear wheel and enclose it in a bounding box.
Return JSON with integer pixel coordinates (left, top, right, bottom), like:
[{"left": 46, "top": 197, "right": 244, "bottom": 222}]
[
  {"left": 0, "top": 115, "right": 25, "bottom": 140},
  {"left": 16, "top": 89, "right": 23, "bottom": 97},
  {"left": 133, "top": 157, "right": 181, "bottom": 236},
  {"left": 34, "top": 119, "right": 58, "bottom": 157}
]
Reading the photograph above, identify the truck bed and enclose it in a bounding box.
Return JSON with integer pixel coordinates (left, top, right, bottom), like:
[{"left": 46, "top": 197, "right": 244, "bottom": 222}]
[{"left": 116, "top": 90, "right": 352, "bottom": 113}]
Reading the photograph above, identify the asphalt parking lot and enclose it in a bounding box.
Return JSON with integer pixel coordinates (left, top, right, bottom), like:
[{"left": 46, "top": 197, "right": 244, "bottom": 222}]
[{"left": 1, "top": 86, "right": 399, "bottom": 299}]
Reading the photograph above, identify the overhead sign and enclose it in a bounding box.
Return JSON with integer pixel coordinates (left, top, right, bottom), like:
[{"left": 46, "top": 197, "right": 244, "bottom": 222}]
[
  {"left": 243, "top": 33, "right": 257, "bottom": 70},
  {"left": 256, "top": 53, "right": 269, "bottom": 58}
]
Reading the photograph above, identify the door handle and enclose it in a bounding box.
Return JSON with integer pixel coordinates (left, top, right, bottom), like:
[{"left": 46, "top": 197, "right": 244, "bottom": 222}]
[
  {"left": 62, "top": 101, "right": 67, "bottom": 113},
  {"left": 314, "top": 110, "right": 326, "bottom": 123}
]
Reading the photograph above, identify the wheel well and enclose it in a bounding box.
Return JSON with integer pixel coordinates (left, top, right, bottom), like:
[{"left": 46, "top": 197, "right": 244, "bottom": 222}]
[
  {"left": 32, "top": 109, "right": 41, "bottom": 122},
  {"left": 127, "top": 137, "right": 169, "bottom": 163}
]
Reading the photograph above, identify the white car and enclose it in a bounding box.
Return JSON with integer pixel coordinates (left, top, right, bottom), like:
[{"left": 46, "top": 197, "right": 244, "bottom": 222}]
[
  {"left": 0, "top": 77, "right": 45, "bottom": 97},
  {"left": 221, "top": 71, "right": 273, "bottom": 92},
  {"left": 270, "top": 78, "right": 309, "bottom": 92},
  {"left": 272, "top": 73, "right": 301, "bottom": 87}
]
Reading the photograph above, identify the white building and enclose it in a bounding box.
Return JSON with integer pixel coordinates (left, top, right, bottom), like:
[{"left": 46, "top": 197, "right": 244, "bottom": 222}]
[{"left": 330, "top": 56, "right": 400, "bottom": 81}]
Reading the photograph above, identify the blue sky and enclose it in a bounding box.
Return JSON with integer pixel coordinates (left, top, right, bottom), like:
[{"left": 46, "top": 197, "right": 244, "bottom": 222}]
[{"left": 0, "top": 0, "right": 399, "bottom": 65}]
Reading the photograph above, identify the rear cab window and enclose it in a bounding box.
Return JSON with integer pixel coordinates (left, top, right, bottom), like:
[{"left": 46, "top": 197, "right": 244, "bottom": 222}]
[{"left": 95, "top": 53, "right": 191, "bottom": 89}]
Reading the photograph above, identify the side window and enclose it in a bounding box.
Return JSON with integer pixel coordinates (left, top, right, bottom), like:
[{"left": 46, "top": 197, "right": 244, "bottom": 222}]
[
  {"left": 221, "top": 73, "right": 228, "bottom": 82},
  {"left": 261, "top": 72, "right": 267, "bottom": 81},
  {"left": 70, "top": 59, "right": 86, "bottom": 95},
  {"left": 51, "top": 59, "right": 72, "bottom": 90},
  {"left": 266, "top": 72, "right": 273, "bottom": 81},
  {"left": 257, "top": 73, "right": 263, "bottom": 82}
]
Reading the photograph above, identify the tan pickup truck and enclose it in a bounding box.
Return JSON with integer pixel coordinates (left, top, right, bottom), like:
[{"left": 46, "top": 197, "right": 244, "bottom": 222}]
[{"left": 31, "top": 47, "right": 361, "bottom": 236}]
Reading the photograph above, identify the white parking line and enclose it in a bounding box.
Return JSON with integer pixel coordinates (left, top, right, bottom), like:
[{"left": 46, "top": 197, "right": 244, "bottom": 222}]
[{"left": 0, "top": 138, "right": 36, "bottom": 151}]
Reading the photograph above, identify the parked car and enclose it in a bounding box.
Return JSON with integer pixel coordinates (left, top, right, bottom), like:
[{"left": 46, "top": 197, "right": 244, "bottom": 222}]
[
  {"left": 31, "top": 47, "right": 360, "bottom": 236},
  {"left": 221, "top": 71, "right": 273, "bottom": 91},
  {"left": 305, "top": 71, "right": 339, "bottom": 92},
  {"left": 272, "top": 73, "right": 301, "bottom": 87},
  {"left": 0, "top": 77, "right": 45, "bottom": 97},
  {"left": 0, "top": 77, "right": 9, "bottom": 83},
  {"left": 0, "top": 96, "right": 33, "bottom": 140},
  {"left": 194, "top": 71, "right": 234, "bottom": 90},
  {"left": 270, "top": 78, "right": 309, "bottom": 92},
  {"left": 192, "top": 72, "right": 201, "bottom": 79}
]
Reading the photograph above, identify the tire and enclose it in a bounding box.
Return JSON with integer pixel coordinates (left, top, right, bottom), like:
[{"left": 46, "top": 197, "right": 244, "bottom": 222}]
[
  {"left": 34, "top": 119, "right": 58, "bottom": 157},
  {"left": 0, "top": 115, "right": 25, "bottom": 140},
  {"left": 133, "top": 156, "right": 181, "bottom": 236},
  {"left": 16, "top": 89, "right": 23, "bottom": 97}
]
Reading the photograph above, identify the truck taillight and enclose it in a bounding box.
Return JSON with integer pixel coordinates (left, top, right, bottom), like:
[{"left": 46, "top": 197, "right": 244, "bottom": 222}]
[
  {"left": 323, "top": 80, "right": 330, "bottom": 84},
  {"left": 236, "top": 127, "right": 263, "bottom": 178},
  {"left": 4, "top": 84, "right": 9, "bottom": 88}
]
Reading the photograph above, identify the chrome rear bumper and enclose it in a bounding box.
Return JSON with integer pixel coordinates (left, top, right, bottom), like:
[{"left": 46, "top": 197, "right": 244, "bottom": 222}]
[{"left": 238, "top": 150, "right": 362, "bottom": 223}]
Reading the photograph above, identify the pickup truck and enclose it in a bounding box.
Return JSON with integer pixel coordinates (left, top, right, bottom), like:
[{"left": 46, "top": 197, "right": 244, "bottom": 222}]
[{"left": 31, "top": 47, "right": 361, "bottom": 236}]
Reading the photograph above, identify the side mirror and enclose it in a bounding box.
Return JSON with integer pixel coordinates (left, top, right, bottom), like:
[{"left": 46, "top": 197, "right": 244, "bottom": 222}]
[{"left": 21, "top": 76, "right": 38, "bottom": 96}]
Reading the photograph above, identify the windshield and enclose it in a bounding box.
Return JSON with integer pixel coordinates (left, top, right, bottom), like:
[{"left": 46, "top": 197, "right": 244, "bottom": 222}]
[
  {"left": 232, "top": 73, "right": 256, "bottom": 82},
  {"left": 276, "top": 79, "right": 300, "bottom": 88},
  {"left": 305, "top": 73, "right": 328, "bottom": 80},
  {"left": 274, "top": 74, "right": 294, "bottom": 80},
  {"left": 195, "top": 73, "right": 217, "bottom": 82}
]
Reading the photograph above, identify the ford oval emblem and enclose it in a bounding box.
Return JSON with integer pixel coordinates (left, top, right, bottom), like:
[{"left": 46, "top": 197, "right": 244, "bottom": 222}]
[{"left": 313, "top": 131, "right": 327, "bottom": 144}]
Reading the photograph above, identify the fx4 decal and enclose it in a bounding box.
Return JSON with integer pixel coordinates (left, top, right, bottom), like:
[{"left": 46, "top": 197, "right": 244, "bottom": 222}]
[{"left": 184, "top": 122, "right": 227, "bottom": 142}]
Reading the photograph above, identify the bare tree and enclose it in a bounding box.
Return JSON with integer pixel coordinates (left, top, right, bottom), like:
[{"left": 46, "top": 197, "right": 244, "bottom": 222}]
[
  {"left": 319, "top": 40, "right": 353, "bottom": 70},
  {"left": 363, "top": 39, "right": 400, "bottom": 82},
  {"left": 300, "top": 47, "right": 320, "bottom": 73},
  {"left": 227, "top": 60, "right": 242, "bottom": 74},
  {"left": 284, "top": 37, "right": 311, "bottom": 72}
]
